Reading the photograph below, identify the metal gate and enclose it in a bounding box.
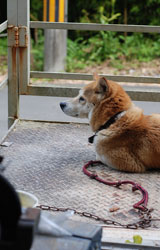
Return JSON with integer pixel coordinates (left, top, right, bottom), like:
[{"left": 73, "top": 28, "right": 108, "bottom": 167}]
[{"left": 0, "top": 0, "right": 160, "bottom": 128}]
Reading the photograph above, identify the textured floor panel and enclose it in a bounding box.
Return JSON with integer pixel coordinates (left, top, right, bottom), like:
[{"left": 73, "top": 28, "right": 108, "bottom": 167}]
[{"left": 1, "top": 120, "right": 160, "bottom": 228}]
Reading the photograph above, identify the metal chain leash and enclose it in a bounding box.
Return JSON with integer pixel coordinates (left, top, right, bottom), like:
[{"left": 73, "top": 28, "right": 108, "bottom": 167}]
[
  {"left": 37, "top": 161, "right": 160, "bottom": 230},
  {"left": 37, "top": 204, "right": 154, "bottom": 229}
]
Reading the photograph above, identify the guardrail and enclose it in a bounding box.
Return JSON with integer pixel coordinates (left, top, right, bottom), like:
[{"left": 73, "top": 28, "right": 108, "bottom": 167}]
[
  {"left": 30, "top": 71, "right": 160, "bottom": 84},
  {"left": 30, "top": 21, "right": 160, "bottom": 33},
  {"left": 29, "top": 21, "right": 160, "bottom": 84},
  {"left": 28, "top": 21, "right": 160, "bottom": 102}
]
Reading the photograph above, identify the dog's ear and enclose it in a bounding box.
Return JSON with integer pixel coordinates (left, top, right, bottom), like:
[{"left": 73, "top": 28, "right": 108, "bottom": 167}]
[{"left": 98, "top": 77, "right": 109, "bottom": 93}]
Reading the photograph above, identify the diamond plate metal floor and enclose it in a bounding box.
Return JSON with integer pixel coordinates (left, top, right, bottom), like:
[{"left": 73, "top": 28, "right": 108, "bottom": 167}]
[{"left": 1, "top": 120, "right": 160, "bottom": 228}]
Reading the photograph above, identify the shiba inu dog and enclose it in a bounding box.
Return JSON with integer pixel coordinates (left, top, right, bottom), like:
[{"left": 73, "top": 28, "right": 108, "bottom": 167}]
[{"left": 60, "top": 74, "right": 160, "bottom": 173}]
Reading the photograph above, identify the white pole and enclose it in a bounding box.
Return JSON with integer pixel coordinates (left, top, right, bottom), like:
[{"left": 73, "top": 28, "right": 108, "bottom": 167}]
[{"left": 44, "top": 0, "right": 68, "bottom": 72}]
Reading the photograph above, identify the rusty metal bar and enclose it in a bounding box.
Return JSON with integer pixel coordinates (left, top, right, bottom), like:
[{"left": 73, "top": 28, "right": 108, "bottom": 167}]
[
  {"left": 30, "top": 21, "right": 160, "bottom": 33},
  {"left": 30, "top": 71, "right": 160, "bottom": 84},
  {"left": 0, "top": 77, "right": 8, "bottom": 91},
  {"left": 0, "top": 20, "right": 8, "bottom": 33}
]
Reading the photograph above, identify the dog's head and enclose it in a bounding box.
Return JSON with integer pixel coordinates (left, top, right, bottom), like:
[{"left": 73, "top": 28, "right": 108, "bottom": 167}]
[
  {"left": 59, "top": 75, "right": 108, "bottom": 118},
  {"left": 60, "top": 74, "right": 132, "bottom": 122}
]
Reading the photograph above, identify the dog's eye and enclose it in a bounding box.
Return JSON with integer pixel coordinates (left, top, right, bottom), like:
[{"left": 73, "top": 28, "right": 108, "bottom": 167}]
[
  {"left": 95, "top": 91, "right": 100, "bottom": 94},
  {"left": 79, "top": 96, "right": 85, "bottom": 102}
]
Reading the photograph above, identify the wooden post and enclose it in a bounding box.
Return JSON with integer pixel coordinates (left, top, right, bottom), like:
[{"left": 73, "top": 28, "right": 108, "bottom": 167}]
[{"left": 43, "top": 0, "right": 67, "bottom": 72}]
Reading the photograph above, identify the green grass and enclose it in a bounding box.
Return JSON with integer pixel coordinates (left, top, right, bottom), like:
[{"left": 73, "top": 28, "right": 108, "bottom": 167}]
[{"left": 66, "top": 33, "right": 160, "bottom": 72}]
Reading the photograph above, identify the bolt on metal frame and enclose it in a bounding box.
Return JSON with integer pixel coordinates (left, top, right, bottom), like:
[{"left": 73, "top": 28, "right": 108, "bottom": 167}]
[{"left": 6, "top": 0, "right": 160, "bottom": 128}]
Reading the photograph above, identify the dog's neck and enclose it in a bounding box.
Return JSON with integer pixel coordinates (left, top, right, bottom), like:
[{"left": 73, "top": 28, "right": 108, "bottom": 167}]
[
  {"left": 96, "top": 111, "right": 126, "bottom": 132},
  {"left": 88, "top": 111, "right": 126, "bottom": 143},
  {"left": 90, "top": 108, "right": 125, "bottom": 132}
]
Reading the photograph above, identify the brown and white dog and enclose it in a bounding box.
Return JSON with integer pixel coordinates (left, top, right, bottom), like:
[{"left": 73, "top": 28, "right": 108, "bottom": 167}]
[{"left": 60, "top": 74, "right": 160, "bottom": 173}]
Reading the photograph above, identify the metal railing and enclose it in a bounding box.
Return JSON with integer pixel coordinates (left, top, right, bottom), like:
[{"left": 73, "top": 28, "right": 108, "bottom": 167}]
[
  {"left": 30, "top": 21, "right": 160, "bottom": 33},
  {"left": 29, "top": 21, "right": 160, "bottom": 102},
  {"left": 29, "top": 21, "right": 160, "bottom": 86}
]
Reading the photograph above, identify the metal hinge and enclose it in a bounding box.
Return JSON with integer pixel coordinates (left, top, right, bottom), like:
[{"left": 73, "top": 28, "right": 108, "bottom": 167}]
[{"left": 8, "top": 25, "right": 28, "bottom": 48}]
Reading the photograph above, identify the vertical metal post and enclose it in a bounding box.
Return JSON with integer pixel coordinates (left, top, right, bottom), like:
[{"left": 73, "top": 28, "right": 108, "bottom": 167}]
[
  {"left": 7, "top": 0, "right": 30, "bottom": 128},
  {"left": 7, "top": 0, "right": 19, "bottom": 128},
  {"left": 18, "top": 0, "right": 30, "bottom": 95}
]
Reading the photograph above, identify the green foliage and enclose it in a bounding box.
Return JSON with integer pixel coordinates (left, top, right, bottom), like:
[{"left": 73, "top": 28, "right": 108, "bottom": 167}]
[
  {"left": 67, "top": 32, "right": 160, "bottom": 71},
  {"left": 67, "top": 38, "right": 88, "bottom": 71},
  {"left": 0, "top": 37, "right": 7, "bottom": 56},
  {"left": 67, "top": 3, "right": 121, "bottom": 71},
  {"left": 66, "top": 6, "right": 160, "bottom": 72},
  {"left": 30, "top": 0, "right": 43, "bottom": 21},
  {"left": 1, "top": 1, "right": 160, "bottom": 73},
  {"left": 0, "top": 37, "right": 7, "bottom": 74},
  {"left": 126, "top": 235, "right": 143, "bottom": 245},
  {"left": 69, "top": 0, "right": 160, "bottom": 27},
  {"left": 80, "top": 1, "right": 121, "bottom": 24},
  {"left": 117, "top": 34, "right": 160, "bottom": 62},
  {"left": 31, "top": 30, "right": 44, "bottom": 71},
  {"left": 128, "top": 0, "right": 160, "bottom": 26},
  {"left": 70, "top": 1, "right": 121, "bottom": 40}
]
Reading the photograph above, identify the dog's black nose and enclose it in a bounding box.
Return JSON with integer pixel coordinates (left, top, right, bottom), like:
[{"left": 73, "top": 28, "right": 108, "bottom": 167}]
[{"left": 60, "top": 102, "right": 66, "bottom": 110}]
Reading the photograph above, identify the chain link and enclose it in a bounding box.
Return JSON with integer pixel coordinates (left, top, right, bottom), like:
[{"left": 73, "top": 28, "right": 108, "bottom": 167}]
[{"left": 37, "top": 204, "right": 155, "bottom": 229}]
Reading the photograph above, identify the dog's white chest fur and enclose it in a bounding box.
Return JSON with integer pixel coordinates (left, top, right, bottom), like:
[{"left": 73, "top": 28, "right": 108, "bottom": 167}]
[{"left": 94, "top": 133, "right": 116, "bottom": 169}]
